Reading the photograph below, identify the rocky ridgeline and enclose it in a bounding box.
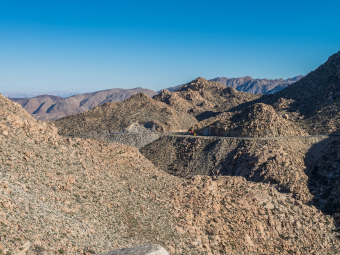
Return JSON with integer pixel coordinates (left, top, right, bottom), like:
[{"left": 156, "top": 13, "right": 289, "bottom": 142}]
[
  {"left": 10, "top": 88, "right": 157, "bottom": 121},
  {"left": 266, "top": 51, "right": 340, "bottom": 135},
  {"left": 191, "top": 103, "right": 307, "bottom": 137},
  {"left": 1, "top": 93, "right": 339, "bottom": 254},
  {"left": 54, "top": 92, "right": 197, "bottom": 136},
  {"left": 154, "top": 77, "right": 260, "bottom": 121}
]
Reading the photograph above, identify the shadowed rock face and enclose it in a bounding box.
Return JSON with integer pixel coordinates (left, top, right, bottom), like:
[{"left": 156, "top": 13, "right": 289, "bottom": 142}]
[
  {"left": 10, "top": 87, "right": 157, "bottom": 121},
  {"left": 305, "top": 137, "right": 340, "bottom": 216},
  {"left": 100, "top": 244, "right": 169, "bottom": 255},
  {"left": 140, "top": 135, "right": 322, "bottom": 203}
]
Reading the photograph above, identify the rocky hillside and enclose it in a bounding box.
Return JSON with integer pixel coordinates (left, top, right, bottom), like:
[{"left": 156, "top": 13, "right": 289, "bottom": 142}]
[
  {"left": 185, "top": 52, "right": 340, "bottom": 137},
  {"left": 10, "top": 87, "right": 157, "bottom": 121},
  {"left": 265, "top": 51, "right": 340, "bottom": 135},
  {"left": 54, "top": 92, "right": 197, "bottom": 135},
  {"left": 191, "top": 103, "right": 307, "bottom": 137},
  {"left": 1, "top": 94, "right": 339, "bottom": 254},
  {"left": 140, "top": 136, "right": 315, "bottom": 202},
  {"left": 141, "top": 134, "right": 340, "bottom": 224},
  {"left": 154, "top": 77, "right": 261, "bottom": 121}
]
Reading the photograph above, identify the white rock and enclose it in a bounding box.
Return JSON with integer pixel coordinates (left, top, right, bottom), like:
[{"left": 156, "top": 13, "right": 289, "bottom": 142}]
[{"left": 100, "top": 244, "right": 169, "bottom": 255}]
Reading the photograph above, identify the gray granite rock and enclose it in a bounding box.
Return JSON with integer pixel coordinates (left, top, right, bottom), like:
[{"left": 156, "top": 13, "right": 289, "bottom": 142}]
[
  {"left": 99, "top": 244, "right": 169, "bottom": 255},
  {"left": 64, "top": 132, "right": 161, "bottom": 149}
]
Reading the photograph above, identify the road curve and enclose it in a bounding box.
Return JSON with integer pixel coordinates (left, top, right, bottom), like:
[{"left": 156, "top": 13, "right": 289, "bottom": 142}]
[{"left": 162, "top": 132, "right": 340, "bottom": 140}]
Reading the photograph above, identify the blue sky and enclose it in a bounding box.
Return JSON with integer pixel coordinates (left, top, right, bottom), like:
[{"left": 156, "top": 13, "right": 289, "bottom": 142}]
[{"left": 0, "top": 0, "right": 339, "bottom": 93}]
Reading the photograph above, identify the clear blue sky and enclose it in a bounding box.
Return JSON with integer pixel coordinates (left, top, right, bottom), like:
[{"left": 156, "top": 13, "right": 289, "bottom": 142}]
[{"left": 0, "top": 0, "right": 339, "bottom": 93}]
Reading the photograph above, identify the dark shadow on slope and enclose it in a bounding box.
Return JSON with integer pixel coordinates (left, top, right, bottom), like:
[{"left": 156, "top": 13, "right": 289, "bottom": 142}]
[
  {"left": 223, "top": 96, "right": 266, "bottom": 113},
  {"left": 304, "top": 134, "right": 340, "bottom": 234},
  {"left": 195, "top": 111, "right": 222, "bottom": 121},
  {"left": 140, "top": 134, "right": 340, "bottom": 237},
  {"left": 46, "top": 103, "right": 57, "bottom": 114}
]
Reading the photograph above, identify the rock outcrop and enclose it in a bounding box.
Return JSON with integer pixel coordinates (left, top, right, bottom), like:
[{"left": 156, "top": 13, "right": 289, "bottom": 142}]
[
  {"left": 191, "top": 103, "right": 307, "bottom": 137},
  {"left": 54, "top": 92, "right": 197, "bottom": 135},
  {"left": 154, "top": 77, "right": 261, "bottom": 121}
]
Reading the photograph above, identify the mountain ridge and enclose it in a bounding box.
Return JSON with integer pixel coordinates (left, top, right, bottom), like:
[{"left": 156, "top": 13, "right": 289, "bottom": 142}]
[
  {"left": 10, "top": 87, "right": 157, "bottom": 121},
  {"left": 3, "top": 91, "right": 79, "bottom": 98},
  {"left": 163, "top": 75, "right": 303, "bottom": 94}
]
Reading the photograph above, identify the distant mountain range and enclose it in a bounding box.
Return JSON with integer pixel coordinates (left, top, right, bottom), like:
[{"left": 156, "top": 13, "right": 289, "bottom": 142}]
[
  {"left": 10, "top": 87, "right": 157, "bottom": 121},
  {"left": 3, "top": 91, "right": 79, "bottom": 98},
  {"left": 211, "top": 75, "right": 304, "bottom": 94},
  {"left": 164, "top": 75, "right": 303, "bottom": 94},
  {"left": 5, "top": 75, "right": 303, "bottom": 100},
  {"left": 5, "top": 75, "right": 302, "bottom": 122}
]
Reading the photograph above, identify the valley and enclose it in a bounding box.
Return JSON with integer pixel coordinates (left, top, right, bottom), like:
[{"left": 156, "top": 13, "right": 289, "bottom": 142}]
[{"left": 1, "top": 51, "right": 340, "bottom": 254}]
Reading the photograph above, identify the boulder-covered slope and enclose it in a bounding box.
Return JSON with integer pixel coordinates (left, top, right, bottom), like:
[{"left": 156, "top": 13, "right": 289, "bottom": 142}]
[
  {"left": 10, "top": 87, "right": 157, "bottom": 121},
  {"left": 265, "top": 51, "right": 340, "bottom": 134},
  {"left": 154, "top": 77, "right": 261, "bottom": 121},
  {"left": 1, "top": 93, "right": 339, "bottom": 254},
  {"left": 54, "top": 92, "right": 197, "bottom": 135},
  {"left": 191, "top": 103, "right": 307, "bottom": 137},
  {"left": 184, "top": 52, "right": 340, "bottom": 137},
  {"left": 140, "top": 134, "right": 340, "bottom": 223}
]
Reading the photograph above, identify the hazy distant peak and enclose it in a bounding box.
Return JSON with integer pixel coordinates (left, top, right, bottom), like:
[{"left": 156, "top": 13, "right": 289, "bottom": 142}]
[
  {"left": 162, "top": 75, "right": 303, "bottom": 94},
  {"left": 9, "top": 87, "right": 157, "bottom": 121},
  {"left": 3, "top": 91, "right": 79, "bottom": 98}
]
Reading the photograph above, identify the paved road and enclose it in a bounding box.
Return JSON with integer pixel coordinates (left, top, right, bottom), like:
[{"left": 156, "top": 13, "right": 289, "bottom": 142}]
[{"left": 162, "top": 132, "right": 340, "bottom": 140}]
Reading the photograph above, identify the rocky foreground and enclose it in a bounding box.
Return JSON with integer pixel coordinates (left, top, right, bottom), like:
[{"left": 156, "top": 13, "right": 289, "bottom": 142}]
[{"left": 1, "top": 92, "right": 340, "bottom": 254}]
